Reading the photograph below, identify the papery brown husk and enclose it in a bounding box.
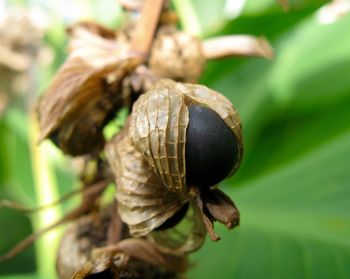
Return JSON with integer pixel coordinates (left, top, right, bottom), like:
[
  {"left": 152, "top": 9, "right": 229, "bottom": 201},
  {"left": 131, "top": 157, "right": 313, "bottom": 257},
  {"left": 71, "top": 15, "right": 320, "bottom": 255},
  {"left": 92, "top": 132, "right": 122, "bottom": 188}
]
[
  {"left": 130, "top": 79, "right": 243, "bottom": 195},
  {"left": 148, "top": 26, "right": 205, "bottom": 83},
  {"left": 37, "top": 23, "right": 140, "bottom": 156},
  {"left": 56, "top": 205, "right": 183, "bottom": 279},
  {"left": 105, "top": 124, "right": 188, "bottom": 237}
]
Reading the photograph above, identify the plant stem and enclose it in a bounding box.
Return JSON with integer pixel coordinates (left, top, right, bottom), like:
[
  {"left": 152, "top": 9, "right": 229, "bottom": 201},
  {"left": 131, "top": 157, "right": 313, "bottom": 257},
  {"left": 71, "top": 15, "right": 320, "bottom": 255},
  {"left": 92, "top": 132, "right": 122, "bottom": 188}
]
[
  {"left": 29, "top": 113, "right": 63, "bottom": 278},
  {"left": 130, "top": 0, "right": 165, "bottom": 61},
  {"left": 173, "top": 0, "right": 202, "bottom": 36}
]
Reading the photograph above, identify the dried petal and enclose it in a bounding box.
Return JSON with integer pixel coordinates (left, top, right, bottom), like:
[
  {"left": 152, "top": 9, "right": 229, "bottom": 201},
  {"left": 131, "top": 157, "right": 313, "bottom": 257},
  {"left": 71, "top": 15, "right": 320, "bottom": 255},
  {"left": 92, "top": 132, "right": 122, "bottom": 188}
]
[
  {"left": 202, "top": 35, "right": 274, "bottom": 60},
  {"left": 38, "top": 54, "right": 139, "bottom": 155},
  {"left": 195, "top": 194, "right": 220, "bottom": 242},
  {"left": 200, "top": 188, "right": 240, "bottom": 229},
  {"left": 105, "top": 126, "right": 187, "bottom": 237},
  {"left": 38, "top": 23, "right": 142, "bottom": 155},
  {"left": 67, "top": 21, "right": 116, "bottom": 40}
]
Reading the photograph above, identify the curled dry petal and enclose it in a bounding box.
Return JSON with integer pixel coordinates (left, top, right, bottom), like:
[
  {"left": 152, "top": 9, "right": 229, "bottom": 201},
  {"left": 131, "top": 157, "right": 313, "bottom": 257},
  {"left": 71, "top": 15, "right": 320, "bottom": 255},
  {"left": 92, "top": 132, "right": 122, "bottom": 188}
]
[
  {"left": 195, "top": 188, "right": 240, "bottom": 242},
  {"left": 195, "top": 194, "right": 221, "bottom": 242},
  {"left": 105, "top": 126, "right": 187, "bottom": 237},
  {"left": 202, "top": 35, "right": 274, "bottom": 60},
  {"left": 200, "top": 188, "right": 240, "bottom": 229},
  {"left": 67, "top": 21, "right": 116, "bottom": 40}
]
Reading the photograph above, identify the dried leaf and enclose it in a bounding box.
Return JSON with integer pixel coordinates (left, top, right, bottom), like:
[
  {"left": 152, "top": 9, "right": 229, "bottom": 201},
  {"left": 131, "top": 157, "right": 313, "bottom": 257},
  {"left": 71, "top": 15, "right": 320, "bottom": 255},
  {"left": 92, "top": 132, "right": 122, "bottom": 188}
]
[
  {"left": 67, "top": 24, "right": 121, "bottom": 66},
  {"left": 200, "top": 188, "right": 240, "bottom": 229},
  {"left": 105, "top": 127, "right": 186, "bottom": 237},
  {"left": 67, "top": 21, "right": 116, "bottom": 40},
  {"left": 202, "top": 35, "right": 274, "bottom": 60}
]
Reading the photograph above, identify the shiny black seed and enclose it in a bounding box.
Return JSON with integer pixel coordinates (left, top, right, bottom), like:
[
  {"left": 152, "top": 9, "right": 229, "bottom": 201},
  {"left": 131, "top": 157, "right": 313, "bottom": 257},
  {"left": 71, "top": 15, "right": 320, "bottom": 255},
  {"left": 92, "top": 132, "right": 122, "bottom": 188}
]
[
  {"left": 155, "top": 203, "right": 189, "bottom": 231},
  {"left": 185, "top": 105, "right": 238, "bottom": 188},
  {"left": 86, "top": 269, "right": 114, "bottom": 279}
]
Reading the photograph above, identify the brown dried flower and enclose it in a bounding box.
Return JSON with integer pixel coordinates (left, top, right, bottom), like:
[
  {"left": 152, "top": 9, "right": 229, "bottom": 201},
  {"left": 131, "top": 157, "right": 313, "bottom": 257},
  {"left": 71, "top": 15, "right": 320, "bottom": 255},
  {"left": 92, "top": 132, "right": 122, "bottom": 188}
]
[{"left": 37, "top": 23, "right": 141, "bottom": 156}]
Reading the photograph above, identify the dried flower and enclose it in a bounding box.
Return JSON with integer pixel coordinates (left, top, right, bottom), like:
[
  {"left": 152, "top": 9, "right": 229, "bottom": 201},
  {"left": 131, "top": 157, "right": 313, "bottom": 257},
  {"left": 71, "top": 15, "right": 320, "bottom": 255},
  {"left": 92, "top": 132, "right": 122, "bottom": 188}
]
[{"left": 37, "top": 23, "right": 141, "bottom": 155}]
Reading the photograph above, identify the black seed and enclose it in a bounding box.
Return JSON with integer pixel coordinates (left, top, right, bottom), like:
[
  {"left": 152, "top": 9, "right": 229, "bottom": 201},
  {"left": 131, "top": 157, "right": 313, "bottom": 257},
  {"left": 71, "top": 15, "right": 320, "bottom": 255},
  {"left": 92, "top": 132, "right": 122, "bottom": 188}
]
[
  {"left": 155, "top": 203, "right": 189, "bottom": 231},
  {"left": 185, "top": 105, "right": 238, "bottom": 188},
  {"left": 86, "top": 269, "right": 114, "bottom": 279}
]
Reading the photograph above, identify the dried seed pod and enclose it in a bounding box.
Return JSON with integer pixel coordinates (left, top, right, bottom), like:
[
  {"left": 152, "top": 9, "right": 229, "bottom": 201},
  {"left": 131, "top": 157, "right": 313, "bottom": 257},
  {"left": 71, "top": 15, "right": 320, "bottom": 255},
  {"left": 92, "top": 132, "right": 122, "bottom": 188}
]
[
  {"left": 106, "top": 126, "right": 188, "bottom": 237},
  {"left": 130, "top": 79, "right": 243, "bottom": 193},
  {"left": 148, "top": 26, "right": 205, "bottom": 83},
  {"left": 106, "top": 79, "right": 243, "bottom": 248},
  {"left": 37, "top": 23, "right": 140, "bottom": 156}
]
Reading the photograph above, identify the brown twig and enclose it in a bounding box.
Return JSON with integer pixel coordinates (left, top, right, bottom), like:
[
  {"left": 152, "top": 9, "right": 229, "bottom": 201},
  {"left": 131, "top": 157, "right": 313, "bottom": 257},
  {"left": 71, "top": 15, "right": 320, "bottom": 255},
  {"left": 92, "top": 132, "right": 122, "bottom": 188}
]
[
  {"left": 130, "top": 0, "right": 165, "bottom": 61},
  {"left": 0, "top": 180, "right": 109, "bottom": 262},
  {"left": 202, "top": 35, "right": 274, "bottom": 60}
]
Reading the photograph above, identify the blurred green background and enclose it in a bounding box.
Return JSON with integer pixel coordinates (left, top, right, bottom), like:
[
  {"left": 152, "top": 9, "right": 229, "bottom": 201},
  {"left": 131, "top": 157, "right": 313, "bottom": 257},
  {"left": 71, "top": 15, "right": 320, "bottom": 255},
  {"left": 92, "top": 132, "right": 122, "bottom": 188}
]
[{"left": 1, "top": 0, "right": 350, "bottom": 278}]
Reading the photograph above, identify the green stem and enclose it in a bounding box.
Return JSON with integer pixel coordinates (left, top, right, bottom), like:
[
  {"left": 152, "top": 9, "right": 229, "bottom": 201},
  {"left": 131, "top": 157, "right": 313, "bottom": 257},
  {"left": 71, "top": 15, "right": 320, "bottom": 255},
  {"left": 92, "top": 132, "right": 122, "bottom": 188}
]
[
  {"left": 173, "top": 0, "right": 202, "bottom": 36},
  {"left": 29, "top": 114, "right": 63, "bottom": 278}
]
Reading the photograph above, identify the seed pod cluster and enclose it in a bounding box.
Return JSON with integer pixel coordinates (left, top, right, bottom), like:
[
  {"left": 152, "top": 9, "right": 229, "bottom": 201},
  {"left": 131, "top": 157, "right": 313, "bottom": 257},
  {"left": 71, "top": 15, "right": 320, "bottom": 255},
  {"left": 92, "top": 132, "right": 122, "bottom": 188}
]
[{"left": 31, "top": 6, "right": 255, "bottom": 277}]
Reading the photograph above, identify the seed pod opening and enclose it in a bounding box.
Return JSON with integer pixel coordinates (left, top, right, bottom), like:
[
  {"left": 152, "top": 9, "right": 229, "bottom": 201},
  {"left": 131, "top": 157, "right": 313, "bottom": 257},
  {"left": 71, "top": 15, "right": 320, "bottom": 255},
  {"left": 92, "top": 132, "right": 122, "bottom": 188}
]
[
  {"left": 185, "top": 105, "right": 239, "bottom": 188},
  {"left": 130, "top": 79, "right": 243, "bottom": 193}
]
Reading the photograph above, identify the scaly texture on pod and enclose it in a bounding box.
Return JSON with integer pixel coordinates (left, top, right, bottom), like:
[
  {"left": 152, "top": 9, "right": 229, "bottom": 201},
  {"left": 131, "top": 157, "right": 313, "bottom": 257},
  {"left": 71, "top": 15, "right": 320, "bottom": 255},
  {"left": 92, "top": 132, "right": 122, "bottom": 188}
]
[
  {"left": 105, "top": 126, "right": 188, "bottom": 237},
  {"left": 130, "top": 84, "right": 189, "bottom": 195},
  {"left": 148, "top": 26, "right": 205, "bottom": 83},
  {"left": 130, "top": 79, "right": 243, "bottom": 193}
]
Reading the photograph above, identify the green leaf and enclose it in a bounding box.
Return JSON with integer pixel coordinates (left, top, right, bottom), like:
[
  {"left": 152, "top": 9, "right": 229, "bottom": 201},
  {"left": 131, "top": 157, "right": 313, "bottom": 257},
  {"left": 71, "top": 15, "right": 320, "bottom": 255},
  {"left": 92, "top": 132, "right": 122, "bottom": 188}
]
[{"left": 190, "top": 130, "right": 350, "bottom": 279}]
